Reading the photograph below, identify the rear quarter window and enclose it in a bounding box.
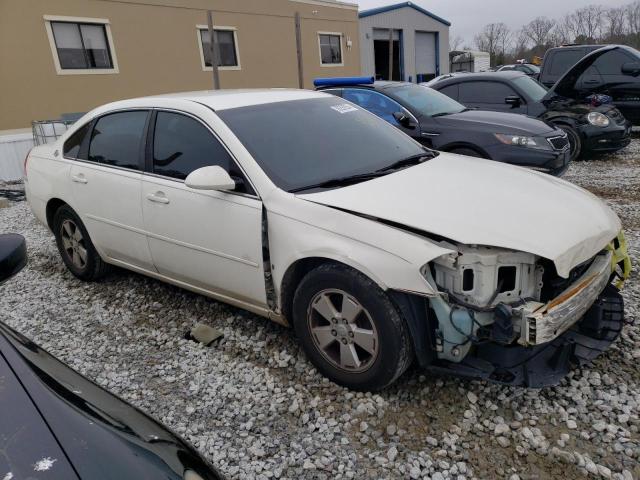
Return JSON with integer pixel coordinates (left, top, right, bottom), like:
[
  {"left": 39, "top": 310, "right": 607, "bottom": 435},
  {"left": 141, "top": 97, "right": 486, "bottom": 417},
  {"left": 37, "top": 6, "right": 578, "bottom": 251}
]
[{"left": 63, "top": 123, "right": 91, "bottom": 159}]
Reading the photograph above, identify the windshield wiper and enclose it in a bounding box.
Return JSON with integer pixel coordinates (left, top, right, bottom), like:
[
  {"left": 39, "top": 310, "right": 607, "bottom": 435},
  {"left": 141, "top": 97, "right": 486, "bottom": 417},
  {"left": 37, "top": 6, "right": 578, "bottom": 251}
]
[
  {"left": 375, "top": 152, "right": 437, "bottom": 173},
  {"left": 289, "top": 151, "right": 437, "bottom": 193},
  {"left": 289, "top": 172, "right": 387, "bottom": 193}
]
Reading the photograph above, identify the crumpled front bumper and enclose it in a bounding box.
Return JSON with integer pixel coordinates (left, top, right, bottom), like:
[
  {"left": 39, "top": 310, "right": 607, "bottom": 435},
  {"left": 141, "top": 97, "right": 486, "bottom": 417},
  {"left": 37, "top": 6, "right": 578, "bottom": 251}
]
[
  {"left": 430, "top": 284, "right": 625, "bottom": 387},
  {"left": 521, "top": 251, "right": 613, "bottom": 346},
  {"left": 425, "top": 232, "right": 631, "bottom": 387}
]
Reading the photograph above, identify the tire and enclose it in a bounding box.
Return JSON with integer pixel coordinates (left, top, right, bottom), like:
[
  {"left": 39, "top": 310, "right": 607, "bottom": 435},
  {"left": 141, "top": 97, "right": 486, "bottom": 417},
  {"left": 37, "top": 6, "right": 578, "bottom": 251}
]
[
  {"left": 556, "top": 124, "right": 582, "bottom": 161},
  {"left": 449, "top": 147, "right": 484, "bottom": 158},
  {"left": 53, "top": 204, "right": 111, "bottom": 281},
  {"left": 292, "top": 263, "right": 413, "bottom": 391}
]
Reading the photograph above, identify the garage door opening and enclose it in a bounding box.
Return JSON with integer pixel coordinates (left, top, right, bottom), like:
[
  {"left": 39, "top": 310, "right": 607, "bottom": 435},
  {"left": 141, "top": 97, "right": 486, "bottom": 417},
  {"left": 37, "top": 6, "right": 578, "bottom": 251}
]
[
  {"left": 415, "top": 31, "right": 437, "bottom": 82},
  {"left": 373, "top": 29, "right": 402, "bottom": 81}
]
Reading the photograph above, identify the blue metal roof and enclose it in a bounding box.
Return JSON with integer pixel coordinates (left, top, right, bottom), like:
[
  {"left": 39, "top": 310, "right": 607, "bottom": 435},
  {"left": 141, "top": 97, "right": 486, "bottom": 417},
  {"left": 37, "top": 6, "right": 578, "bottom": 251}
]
[{"left": 359, "top": 1, "right": 451, "bottom": 27}]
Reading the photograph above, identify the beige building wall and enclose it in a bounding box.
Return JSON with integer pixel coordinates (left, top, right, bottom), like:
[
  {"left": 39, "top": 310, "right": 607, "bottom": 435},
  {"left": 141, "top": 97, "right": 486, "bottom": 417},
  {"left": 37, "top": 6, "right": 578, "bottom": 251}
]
[{"left": 0, "top": 0, "right": 360, "bottom": 130}]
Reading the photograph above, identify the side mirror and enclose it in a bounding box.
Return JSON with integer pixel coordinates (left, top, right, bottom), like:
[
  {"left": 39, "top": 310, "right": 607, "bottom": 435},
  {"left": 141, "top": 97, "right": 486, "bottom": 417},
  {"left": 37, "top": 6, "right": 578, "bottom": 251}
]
[
  {"left": 0, "top": 234, "right": 27, "bottom": 284},
  {"left": 505, "top": 95, "right": 522, "bottom": 107},
  {"left": 185, "top": 166, "right": 236, "bottom": 191},
  {"left": 393, "top": 111, "right": 417, "bottom": 129},
  {"left": 621, "top": 62, "right": 640, "bottom": 76}
]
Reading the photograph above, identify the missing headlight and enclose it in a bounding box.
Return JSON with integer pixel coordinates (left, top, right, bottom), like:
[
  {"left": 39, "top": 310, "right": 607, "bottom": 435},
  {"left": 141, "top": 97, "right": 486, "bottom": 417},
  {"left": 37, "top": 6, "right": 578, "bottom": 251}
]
[{"left": 432, "top": 243, "right": 543, "bottom": 309}]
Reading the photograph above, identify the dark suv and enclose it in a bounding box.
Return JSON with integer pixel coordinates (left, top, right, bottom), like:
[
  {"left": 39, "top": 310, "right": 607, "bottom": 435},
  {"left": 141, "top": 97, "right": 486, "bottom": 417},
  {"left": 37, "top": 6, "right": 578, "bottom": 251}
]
[
  {"left": 539, "top": 45, "right": 640, "bottom": 124},
  {"left": 425, "top": 49, "right": 632, "bottom": 160}
]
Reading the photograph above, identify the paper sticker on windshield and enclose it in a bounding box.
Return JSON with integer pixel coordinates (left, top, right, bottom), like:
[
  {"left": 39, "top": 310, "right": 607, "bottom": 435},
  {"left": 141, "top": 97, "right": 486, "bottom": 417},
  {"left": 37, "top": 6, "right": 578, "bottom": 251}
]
[{"left": 331, "top": 104, "right": 358, "bottom": 114}]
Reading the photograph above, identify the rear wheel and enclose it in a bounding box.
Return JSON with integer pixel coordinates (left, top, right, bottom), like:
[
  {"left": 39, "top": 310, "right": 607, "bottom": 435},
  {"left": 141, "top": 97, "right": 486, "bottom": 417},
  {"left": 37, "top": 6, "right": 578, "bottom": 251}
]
[
  {"left": 53, "top": 205, "right": 111, "bottom": 281},
  {"left": 449, "top": 147, "right": 484, "bottom": 158},
  {"left": 556, "top": 125, "right": 582, "bottom": 161},
  {"left": 292, "top": 263, "right": 413, "bottom": 391}
]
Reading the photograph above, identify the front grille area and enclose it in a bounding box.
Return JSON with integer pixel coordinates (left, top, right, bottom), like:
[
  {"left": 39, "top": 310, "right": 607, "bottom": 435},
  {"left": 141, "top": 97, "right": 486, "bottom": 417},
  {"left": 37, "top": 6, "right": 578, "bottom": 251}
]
[
  {"left": 607, "top": 110, "right": 626, "bottom": 125},
  {"left": 539, "top": 255, "right": 597, "bottom": 302},
  {"left": 548, "top": 135, "right": 569, "bottom": 150}
]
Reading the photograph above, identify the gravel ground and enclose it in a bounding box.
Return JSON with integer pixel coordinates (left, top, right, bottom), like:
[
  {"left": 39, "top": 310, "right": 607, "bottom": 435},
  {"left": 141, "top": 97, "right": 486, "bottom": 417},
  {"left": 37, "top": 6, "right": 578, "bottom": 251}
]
[{"left": 1, "top": 140, "right": 639, "bottom": 480}]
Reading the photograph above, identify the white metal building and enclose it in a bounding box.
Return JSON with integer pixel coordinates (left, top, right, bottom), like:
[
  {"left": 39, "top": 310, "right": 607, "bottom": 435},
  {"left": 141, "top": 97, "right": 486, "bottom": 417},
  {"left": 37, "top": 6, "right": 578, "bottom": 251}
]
[
  {"left": 450, "top": 50, "right": 491, "bottom": 73},
  {"left": 359, "top": 1, "right": 450, "bottom": 83}
]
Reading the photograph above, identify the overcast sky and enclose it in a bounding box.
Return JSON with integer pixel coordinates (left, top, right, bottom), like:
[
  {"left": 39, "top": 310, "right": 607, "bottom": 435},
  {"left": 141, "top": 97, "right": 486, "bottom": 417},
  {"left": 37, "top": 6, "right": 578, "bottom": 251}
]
[{"left": 354, "top": 0, "right": 632, "bottom": 46}]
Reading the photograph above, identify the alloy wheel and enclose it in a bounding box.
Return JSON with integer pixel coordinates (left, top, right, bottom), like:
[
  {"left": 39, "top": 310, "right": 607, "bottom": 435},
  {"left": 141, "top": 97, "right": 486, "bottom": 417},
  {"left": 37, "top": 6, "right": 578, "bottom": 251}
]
[
  {"left": 60, "top": 219, "right": 88, "bottom": 269},
  {"left": 307, "top": 289, "right": 379, "bottom": 373}
]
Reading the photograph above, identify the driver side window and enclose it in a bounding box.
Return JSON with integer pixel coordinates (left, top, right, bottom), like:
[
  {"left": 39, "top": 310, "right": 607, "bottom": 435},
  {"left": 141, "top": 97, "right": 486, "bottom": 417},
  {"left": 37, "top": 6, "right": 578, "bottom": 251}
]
[
  {"left": 342, "top": 89, "right": 403, "bottom": 126},
  {"left": 152, "top": 111, "right": 253, "bottom": 194}
]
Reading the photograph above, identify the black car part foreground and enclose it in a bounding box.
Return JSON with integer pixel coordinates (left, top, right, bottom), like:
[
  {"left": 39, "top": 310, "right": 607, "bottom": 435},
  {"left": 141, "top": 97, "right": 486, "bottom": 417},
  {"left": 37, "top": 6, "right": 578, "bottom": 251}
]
[
  {"left": 394, "top": 285, "right": 625, "bottom": 388},
  {"left": 0, "top": 322, "right": 222, "bottom": 480}
]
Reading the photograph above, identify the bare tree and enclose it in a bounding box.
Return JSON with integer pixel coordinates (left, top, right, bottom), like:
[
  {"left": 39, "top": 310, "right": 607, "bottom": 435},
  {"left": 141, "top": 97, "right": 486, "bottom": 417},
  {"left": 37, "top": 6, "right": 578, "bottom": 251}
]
[
  {"left": 624, "top": 0, "right": 640, "bottom": 33},
  {"left": 449, "top": 34, "right": 464, "bottom": 52},
  {"left": 573, "top": 5, "right": 605, "bottom": 42},
  {"left": 554, "top": 13, "right": 577, "bottom": 44},
  {"left": 474, "top": 23, "right": 511, "bottom": 66},
  {"left": 523, "top": 17, "right": 556, "bottom": 48},
  {"left": 510, "top": 30, "right": 532, "bottom": 63},
  {"left": 605, "top": 7, "right": 627, "bottom": 43}
]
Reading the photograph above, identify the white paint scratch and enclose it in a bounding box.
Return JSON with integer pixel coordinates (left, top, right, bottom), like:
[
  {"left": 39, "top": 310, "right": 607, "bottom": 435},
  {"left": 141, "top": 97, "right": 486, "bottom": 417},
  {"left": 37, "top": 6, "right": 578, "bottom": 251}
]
[
  {"left": 3, "top": 472, "right": 14, "bottom": 480},
  {"left": 33, "top": 457, "right": 57, "bottom": 472}
]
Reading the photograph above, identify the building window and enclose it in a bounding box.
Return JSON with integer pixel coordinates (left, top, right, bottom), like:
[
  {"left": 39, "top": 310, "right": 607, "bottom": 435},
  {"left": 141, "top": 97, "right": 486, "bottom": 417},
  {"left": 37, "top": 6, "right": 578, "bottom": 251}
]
[
  {"left": 197, "top": 26, "right": 240, "bottom": 71},
  {"left": 319, "top": 33, "right": 343, "bottom": 66},
  {"left": 44, "top": 15, "right": 118, "bottom": 75}
]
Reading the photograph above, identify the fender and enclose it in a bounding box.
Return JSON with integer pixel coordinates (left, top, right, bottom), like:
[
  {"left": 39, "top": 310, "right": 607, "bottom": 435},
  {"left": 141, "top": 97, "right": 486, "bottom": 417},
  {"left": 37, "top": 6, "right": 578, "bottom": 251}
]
[{"left": 264, "top": 190, "right": 454, "bottom": 308}]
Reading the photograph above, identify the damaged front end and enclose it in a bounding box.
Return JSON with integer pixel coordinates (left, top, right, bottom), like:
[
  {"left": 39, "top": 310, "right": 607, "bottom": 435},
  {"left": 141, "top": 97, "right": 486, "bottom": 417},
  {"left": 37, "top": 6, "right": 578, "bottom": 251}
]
[{"left": 417, "top": 232, "right": 631, "bottom": 387}]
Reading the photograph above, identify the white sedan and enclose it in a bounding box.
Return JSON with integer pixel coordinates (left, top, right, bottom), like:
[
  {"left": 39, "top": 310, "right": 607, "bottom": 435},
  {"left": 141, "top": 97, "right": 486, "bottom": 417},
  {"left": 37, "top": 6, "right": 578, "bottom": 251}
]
[{"left": 25, "top": 89, "right": 630, "bottom": 391}]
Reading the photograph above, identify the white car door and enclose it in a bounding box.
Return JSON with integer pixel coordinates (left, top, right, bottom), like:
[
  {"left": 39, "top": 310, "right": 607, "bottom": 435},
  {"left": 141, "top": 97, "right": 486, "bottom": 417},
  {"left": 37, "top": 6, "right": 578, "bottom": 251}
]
[
  {"left": 69, "top": 110, "right": 155, "bottom": 270},
  {"left": 141, "top": 110, "right": 266, "bottom": 307}
]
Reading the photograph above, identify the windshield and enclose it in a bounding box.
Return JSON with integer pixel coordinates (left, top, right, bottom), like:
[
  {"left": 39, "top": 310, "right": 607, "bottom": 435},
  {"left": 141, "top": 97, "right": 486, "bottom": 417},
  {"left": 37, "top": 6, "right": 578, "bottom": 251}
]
[
  {"left": 217, "top": 97, "right": 428, "bottom": 192},
  {"left": 386, "top": 84, "right": 466, "bottom": 117},
  {"left": 524, "top": 64, "right": 540, "bottom": 73},
  {"left": 513, "top": 76, "right": 548, "bottom": 102}
]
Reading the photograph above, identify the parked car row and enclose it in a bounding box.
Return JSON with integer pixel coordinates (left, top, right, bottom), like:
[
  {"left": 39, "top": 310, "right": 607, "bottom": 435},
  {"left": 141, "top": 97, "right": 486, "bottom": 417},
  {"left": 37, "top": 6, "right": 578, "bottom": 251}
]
[
  {"left": 315, "top": 78, "right": 571, "bottom": 175},
  {"left": 316, "top": 46, "right": 636, "bottom": 166}
]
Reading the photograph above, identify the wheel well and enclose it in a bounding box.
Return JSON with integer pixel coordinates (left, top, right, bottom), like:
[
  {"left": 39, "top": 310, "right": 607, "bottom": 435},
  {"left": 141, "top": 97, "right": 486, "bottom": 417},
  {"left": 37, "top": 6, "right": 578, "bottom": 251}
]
[
  {"left": 442, "top": 143, "right": 488, "bottom": 158},
  {"left": 46, "top": 198, "right": 67, "bottom": 230},
  {"left": 279, "top": 257, "right": 346, "bottom": 325}
]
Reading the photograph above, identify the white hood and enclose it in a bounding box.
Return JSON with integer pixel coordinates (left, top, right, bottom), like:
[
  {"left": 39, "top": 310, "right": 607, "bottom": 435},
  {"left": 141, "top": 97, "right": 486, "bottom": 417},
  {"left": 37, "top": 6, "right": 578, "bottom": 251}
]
[{"left": 299, "top": 153, "right": 621, "bottom": 278}]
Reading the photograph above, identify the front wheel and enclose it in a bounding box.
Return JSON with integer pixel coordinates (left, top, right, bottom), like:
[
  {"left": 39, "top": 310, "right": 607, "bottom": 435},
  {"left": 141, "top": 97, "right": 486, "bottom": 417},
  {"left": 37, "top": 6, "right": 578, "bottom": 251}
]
[
  {"left": 292, "top": 264, "right": 413, "bottom": 391},
  {"left": 556, "top": 125, "right": 582, "bottom": 161}
]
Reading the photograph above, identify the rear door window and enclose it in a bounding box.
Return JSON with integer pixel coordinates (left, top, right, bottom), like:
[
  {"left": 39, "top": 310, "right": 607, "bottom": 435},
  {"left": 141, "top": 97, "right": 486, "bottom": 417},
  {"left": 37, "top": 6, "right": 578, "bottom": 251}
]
[
  {"left": 459, "top": 81, "right": 515, "bottom": 104},
  {"left": 88, "top": 111, "right": 148, "bottom": 170}
]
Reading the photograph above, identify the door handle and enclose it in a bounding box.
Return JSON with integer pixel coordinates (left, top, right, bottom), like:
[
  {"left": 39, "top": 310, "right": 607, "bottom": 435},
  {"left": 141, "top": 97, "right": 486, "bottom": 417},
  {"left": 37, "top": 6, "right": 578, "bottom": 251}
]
[
  {"left": 146, "top": 192, "right": 170, "bottom": 204},
  {"left": 71, "top": 174, "right": 88, "bottom": 184},
  {"left": 585, "top": 80, "right": 599, "bottom": 84}
]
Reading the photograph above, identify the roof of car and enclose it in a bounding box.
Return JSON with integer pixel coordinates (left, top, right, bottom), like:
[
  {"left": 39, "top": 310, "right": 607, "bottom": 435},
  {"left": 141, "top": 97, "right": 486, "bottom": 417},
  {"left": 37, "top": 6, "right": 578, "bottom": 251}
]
[
  {"left": 317, "top": 81, "right": 413, "bottom": 91},
  {"left": 106, "top": 89, "right": 331, "bottom": 112},
  {"left": 432, "top": 71, "right": 527, "bottom": 84}
]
